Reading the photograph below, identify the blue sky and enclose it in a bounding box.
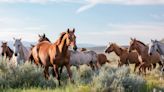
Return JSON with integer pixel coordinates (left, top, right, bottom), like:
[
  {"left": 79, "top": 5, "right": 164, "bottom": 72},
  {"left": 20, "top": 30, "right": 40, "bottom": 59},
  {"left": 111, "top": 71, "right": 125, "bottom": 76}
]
[{"left": 0, "top": 0, "right": 164, "bottom": 46}]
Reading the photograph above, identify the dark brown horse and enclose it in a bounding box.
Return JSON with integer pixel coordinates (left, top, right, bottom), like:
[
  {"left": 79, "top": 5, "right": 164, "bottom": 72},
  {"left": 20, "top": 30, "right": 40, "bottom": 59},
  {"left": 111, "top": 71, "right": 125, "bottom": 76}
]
[
  {"left": 38, "top": 33, "right": 51, "bottom": 42},
  {"left": 1, "top": 42, "right": 13, "bottom": 60},
  {"left": 105, "top": 43, "right": 142, "bottom": 72},
  {"left": 31, "top": 28, "right": 77, "bottom": 85},
  {"left": 97, "top": 53, "right": 110, "bottom": 66},
  {"left": 129, "top": 38, "right": 162, "bottom": 74},
  {"left": 29, "top": 33, "right": 51, "bottom": 62}
]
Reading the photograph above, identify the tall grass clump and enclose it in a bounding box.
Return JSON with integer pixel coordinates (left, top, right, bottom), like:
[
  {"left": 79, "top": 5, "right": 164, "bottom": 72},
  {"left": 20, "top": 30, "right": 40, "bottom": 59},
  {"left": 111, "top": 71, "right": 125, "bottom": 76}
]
[{"left": 0, "top": 57, "right": 58, "bottom": 89}]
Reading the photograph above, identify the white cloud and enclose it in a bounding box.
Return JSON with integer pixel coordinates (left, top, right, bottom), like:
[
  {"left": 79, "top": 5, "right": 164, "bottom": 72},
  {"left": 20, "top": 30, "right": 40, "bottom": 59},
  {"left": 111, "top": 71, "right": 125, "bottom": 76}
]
[
  {"left": 0, "top": 16, "right": 50, "bottom": 42},
  {"left": 76, "top": 0, "right": 164, "bottom": 13},
  {"left": 78, "top": 22, "right": 164, "bottom": 45}
]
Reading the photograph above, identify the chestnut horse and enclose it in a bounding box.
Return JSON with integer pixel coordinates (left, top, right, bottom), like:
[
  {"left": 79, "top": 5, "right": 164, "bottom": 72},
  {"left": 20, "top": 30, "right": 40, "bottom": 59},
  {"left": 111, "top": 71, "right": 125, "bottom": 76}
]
[
  {"left": 31, "top": 28, "right": 77, "bottom": 85},
  {"left": 29, "top": 33, "right": 51, "bottom": 62},
  {"left": 1, "top": 42, "right": 13, "bottom": 60},
  {"left": 105, "top": 43, "right": 142, "bottom": 72},
  {"left": 129, "top": 38, "right": 162, "bottom": 74},
  {"left": 97, "top": 53, "right": 110, "bottom": 66}
]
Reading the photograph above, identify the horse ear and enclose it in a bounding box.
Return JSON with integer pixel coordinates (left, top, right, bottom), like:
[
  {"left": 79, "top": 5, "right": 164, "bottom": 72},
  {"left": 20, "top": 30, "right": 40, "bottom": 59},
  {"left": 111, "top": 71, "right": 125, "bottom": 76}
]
[
  {"left": 13, "top": 37, "right": 16, "bottom": 40},
  {"left": 151, "top": 39, "right": 154, "bottom": 43},
  {"left": 67, "top": 28, "right": 70, "bottom": 33},
  {"left": 130, "top": 37, "right": 134, "bottom": 41},
  {"left": 19, "top": 38, "right": 22, "bottom": 41},
  {"left": 73, "top": 28, "right": 75, "bottom": 33},
  {"left": 43, "top": 33, "right": 45, "bottom": 37},
  {"left": 38, "top": 34, "right": 41, "bottom": 37}
]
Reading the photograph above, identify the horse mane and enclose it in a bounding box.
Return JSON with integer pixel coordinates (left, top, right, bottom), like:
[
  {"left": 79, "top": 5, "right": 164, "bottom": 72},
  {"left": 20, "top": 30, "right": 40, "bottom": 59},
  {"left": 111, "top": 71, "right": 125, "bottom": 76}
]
[
  {"left": 8, "top": 46, "right": 13, "bottom": 53},
  {"left": 136, "top": 40, "right": 147, "bottom": 47},
  {"left": 55, "top": 32, "right": 66, "bottom": 45}
]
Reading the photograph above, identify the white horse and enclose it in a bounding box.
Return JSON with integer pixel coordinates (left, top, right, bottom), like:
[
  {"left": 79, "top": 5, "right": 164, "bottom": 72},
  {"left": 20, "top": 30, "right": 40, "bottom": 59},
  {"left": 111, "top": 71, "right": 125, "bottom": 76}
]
[
  {"left": 13, "top": 38, "right": 30, "bottom": 65},
  {"left": 69, "top": 50, "right": 98, "bottom": 70}
]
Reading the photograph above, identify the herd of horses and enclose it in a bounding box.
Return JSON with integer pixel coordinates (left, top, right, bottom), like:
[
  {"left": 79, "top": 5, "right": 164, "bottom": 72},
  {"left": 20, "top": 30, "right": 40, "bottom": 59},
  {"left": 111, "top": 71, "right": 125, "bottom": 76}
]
[{"left": 1, "top": 28, "right": 164, "bottom": 85}]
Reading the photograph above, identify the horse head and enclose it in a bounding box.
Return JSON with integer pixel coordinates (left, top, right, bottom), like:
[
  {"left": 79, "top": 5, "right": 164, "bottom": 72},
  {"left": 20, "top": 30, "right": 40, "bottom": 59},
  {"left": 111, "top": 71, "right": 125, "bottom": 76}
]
[
  {"left": 1, "top": 41, "right": 8, "bottom": 56},
  {"left": 38, "top": 33, "right": 50, "bottom": 42},
  {"left": 13, "top": 38, "right": 22, "bottom": 56},
  {"left": 58, "top": 28, "right": 77, "bottom": 51}
]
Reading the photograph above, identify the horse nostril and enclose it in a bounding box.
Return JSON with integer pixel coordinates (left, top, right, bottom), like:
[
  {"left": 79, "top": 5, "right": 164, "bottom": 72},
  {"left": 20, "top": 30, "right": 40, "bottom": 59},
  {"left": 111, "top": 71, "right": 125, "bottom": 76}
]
[
  {"left": 150, "top": 53, "right": 152, "bottom": 55},
  {"left": 15, "top": 53, "right": 17, "bottom": 56},
  {"left": 73, "top": 46, "right": 77, "bottom": 51},
  {"left": 1, "top": 53, "right": 4, "bottom": 56}
]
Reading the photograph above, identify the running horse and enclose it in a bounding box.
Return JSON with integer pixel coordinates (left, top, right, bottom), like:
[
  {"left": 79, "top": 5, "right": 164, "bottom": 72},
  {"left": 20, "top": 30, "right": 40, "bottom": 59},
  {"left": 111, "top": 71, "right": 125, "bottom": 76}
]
[
  {"left": 129, "top": 38, "right": 162, "bottom": 74},
  {"left": 1, "top": 42, "right": 13, "bottom": 60},
  {"left": 105, "top": 43, "right": 142, "bottom": 72},
  {"left": 31, "top": 28, "right": 77, "bottom": 85}
]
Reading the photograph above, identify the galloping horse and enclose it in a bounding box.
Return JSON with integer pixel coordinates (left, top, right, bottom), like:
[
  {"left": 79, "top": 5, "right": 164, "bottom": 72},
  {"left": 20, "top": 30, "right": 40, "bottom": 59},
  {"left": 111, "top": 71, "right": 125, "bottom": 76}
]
[
  {"left": 13, "top": 38, "right": 31, "bottom": 64},
  {"left": 31, "top": 28, "right": 77, "bottom": 85},
  {"left": 129, "top": 38, "right": 162, "bottom": 74},
  {"left": 1, "top": 42, "right": 13, "bottom": 60},
  {"left": 105, "top": 43, "right": 142, "bottom": 72}
]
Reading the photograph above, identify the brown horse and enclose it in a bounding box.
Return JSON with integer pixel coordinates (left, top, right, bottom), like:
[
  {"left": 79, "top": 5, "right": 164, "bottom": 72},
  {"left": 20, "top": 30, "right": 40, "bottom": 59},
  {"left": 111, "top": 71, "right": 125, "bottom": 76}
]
[
  {"left": 31, "top": 28, "right": 77, "bottom": 85},
  {"left": 29, "top": 33, "right": 51, "bottom": 62},
  {"left": 129, "top": 38, "right": 162, "bottom": 74},
  {"left": 38, "top": 33, "right": 51, "bottom": 42},
  {"left": 1, "top": 42, "right": 13, "bottom": 60},
  {"left": 105, "top": 43, "right": 142, "bottom": 72},
  {"left": 97, "top": 53, "right": 110, "bottom": 66}
]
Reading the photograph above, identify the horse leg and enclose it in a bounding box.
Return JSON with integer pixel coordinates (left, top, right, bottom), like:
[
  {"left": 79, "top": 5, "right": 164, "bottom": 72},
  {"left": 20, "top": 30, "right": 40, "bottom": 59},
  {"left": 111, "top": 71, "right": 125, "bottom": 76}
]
[
  {"left": 76, "top": 65, "right": 79, "bottom": 70},
  {"left": 153, "top": 63, "right": 156, "bottom": 69},
  {"left": 60, "top": 65, "right": 63, "bottom": 75},
  {"left": 65, "top": 64, "right": 73, "bottom": 83},
  {"left": 53, "top": 65, "right": 60, "bottom": 86},
  {"left": 89, "top": 62, "right": 95, "bottom": 70},
  {"left": 158, "top": 61, "right": 163, "bottom": 67},
  {"left": 134, "top": 63, "right": 139, "bottom": 73},
  {"left": 44, "top": 66, "right": 50, "bottom": 80}
]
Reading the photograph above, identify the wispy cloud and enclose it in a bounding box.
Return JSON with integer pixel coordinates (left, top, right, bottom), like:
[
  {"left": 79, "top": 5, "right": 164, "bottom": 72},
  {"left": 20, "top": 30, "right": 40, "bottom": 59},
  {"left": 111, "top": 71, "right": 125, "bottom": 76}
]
[
  {"left": 76, "top": 0, "right": 164, "bottom": 13},
  {"left": 150, "top": 13, "right": 164, "bottom": 20}
]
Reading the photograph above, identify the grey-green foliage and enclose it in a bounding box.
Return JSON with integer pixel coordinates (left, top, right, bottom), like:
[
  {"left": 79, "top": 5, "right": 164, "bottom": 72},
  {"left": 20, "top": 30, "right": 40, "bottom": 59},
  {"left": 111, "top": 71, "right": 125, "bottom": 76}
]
[
  {"left": 0, "top": 57, "right": 147, "bottom": 92},
  {"left": 0, "top": 58, "right": 58, "bottom": 89}
]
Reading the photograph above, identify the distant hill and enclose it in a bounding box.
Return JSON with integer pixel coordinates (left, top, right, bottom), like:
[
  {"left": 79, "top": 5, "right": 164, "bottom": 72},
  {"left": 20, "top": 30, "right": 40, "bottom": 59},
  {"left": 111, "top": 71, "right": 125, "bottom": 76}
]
[
  {"left": 86, "top": 45, "right": 129, "bottom": 53},
  {"left": 160, "top": 39, "right": 164, "bottom": 43}
]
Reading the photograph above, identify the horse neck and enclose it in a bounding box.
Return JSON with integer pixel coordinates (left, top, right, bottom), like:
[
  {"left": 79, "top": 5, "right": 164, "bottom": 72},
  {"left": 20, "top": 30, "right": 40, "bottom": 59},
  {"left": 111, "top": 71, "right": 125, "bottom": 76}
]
[
  {"left": 6, "top": 47, "right": 13, "bottom": 57},
  {"left": 114, "top": 46, "right": 123, "bottom": 56},
  {"left": 19, "top": 44, "right": 28, "bottom": 59},
  {"left": 57, "top": 38, "right": 68, "bottom": 56},
  {"left": 157, "top": 43, "right": 164, "bottom": 55}
]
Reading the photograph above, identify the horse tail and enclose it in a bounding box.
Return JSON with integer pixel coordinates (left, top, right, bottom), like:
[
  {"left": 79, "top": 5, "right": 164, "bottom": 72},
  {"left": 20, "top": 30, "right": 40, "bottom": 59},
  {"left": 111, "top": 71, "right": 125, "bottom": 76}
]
[{"left": 29, "top": 53, "right": 34, "bottom": 62}]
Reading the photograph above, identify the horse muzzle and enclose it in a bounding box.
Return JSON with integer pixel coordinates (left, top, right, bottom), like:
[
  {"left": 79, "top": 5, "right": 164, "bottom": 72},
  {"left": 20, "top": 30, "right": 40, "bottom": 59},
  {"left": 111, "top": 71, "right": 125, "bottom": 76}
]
[
  {"left": 73, "top": 46, "right": 77, "bottom": 51},
  {"left": 1, "top": 53, "right": 4, "bottom": 56},
  {"left": 14, "top": 53, "right": 18, "bottom": 56}
]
